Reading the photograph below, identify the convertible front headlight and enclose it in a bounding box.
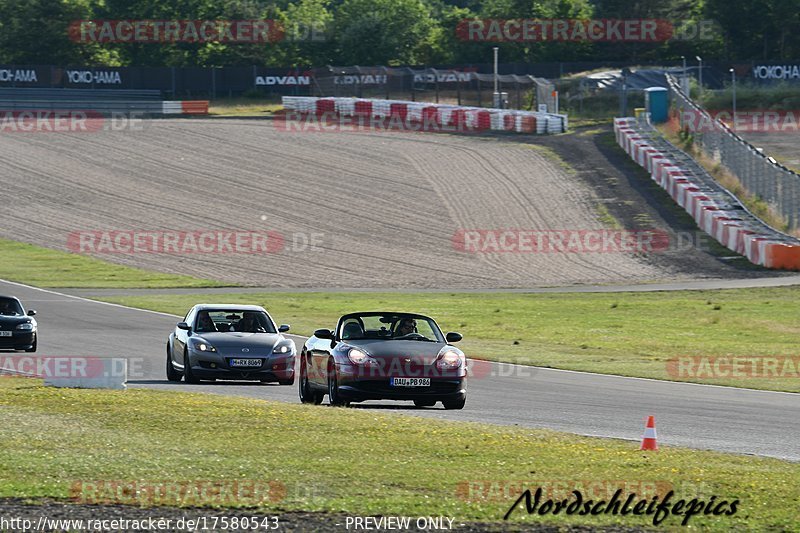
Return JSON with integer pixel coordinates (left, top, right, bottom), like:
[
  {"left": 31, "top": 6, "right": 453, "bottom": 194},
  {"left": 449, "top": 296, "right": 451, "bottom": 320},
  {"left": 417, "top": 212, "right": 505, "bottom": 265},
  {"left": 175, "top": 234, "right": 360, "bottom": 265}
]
[
  {"left": 436, "top": 350, "right": 464, "bottom": 370},
  {"left": 190, "top": 339, "right": 216, "bottom": 352},
  {"left": 15, "top": 323, "right": 35, "bottom": 331},
  {"left": 272, "top": 340, "right": 295, "bottom": 354},
  {"left": 348, "top": 348, "right": 373, "bottom": 365}
]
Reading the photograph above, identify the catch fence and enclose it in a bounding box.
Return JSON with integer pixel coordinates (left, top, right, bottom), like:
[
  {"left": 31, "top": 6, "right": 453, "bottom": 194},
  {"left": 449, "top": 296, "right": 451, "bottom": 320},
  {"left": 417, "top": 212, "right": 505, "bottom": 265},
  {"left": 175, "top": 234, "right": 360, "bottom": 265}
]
[{"left": 667, "top": 74, "right": 800, "bottom": 229}]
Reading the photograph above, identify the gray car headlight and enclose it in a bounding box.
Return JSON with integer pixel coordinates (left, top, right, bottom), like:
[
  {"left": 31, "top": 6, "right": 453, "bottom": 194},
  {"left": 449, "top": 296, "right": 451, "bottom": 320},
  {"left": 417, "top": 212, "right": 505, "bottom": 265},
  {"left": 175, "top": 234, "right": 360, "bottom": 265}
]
[
  {"left": 15, "top": 323, "right": 35, "bottom": 331},
  {"left": 190, "top": 339, "right": 217, "bottom": 352},
  {"left": 272, "top": 340, "right": 295, "bottom": 355}
]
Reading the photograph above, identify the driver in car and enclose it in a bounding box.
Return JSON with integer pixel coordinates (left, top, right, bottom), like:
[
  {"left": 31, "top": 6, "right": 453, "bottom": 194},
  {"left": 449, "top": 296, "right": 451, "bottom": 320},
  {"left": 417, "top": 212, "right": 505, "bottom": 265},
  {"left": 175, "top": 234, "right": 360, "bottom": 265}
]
[
  {"left": 196, "top": 311, "right": 217, "bottom": 332},
  {"left": 394, "top": 318, "right": 417, "bottom": 337},
  {"left": 237, "top": 313, "right": 265, "bottom": 333},
  {"left": 0, "top": 301, "right": 19, "bottom": 315}
]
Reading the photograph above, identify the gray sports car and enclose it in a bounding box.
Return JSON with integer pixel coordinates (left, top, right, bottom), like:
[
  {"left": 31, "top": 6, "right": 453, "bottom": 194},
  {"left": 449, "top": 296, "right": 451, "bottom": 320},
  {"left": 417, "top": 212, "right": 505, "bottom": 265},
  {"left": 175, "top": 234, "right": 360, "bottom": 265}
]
[{"left": 167, "top": 304, "right": 295, "bottom": 384}]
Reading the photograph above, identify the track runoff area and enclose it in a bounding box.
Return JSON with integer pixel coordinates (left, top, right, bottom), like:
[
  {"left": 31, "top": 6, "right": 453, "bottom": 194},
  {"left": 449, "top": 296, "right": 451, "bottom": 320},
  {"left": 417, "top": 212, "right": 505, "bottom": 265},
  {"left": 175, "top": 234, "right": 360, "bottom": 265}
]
[{"left": 2, "top": 73, "right": 800, "bottom": 533}]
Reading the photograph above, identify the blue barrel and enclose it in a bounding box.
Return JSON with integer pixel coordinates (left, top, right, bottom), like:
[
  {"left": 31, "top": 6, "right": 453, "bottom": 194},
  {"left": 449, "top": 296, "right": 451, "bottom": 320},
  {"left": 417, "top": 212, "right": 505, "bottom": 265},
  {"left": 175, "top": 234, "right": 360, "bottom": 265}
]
[{"left": 644, "top": 87, "right": 669, "bottom": 123}]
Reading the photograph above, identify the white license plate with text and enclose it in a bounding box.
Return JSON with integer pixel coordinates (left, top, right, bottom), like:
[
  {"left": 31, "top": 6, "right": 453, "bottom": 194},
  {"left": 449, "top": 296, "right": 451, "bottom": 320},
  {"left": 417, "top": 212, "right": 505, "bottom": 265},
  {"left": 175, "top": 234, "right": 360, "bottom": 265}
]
[
  {"left": 229, "top": 358, "right": 262, "bottom": 368},
  {"left": 390, "top": 377, "right": 430, "bottom": 387}
]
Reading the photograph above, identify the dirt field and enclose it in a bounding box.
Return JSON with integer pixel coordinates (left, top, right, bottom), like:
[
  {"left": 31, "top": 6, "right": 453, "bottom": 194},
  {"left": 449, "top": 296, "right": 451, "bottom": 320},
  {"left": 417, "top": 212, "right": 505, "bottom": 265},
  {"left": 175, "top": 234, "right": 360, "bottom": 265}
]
[
  {"left": 737, "top": 131, "right": 800, "bottom": 172},
  {"left": 0, "top": 118, "right": 772, "bottom": 289}
]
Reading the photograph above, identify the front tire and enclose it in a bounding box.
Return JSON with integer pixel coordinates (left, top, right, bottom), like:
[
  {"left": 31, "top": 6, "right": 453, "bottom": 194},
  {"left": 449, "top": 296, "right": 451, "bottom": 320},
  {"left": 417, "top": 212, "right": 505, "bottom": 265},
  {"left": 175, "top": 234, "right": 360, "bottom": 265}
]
[
  {"left": 327, "top": 362, "right": 349, "bottom": 407},
  {"left": 24, "top": 335, "right": 37, "bottom": 353},
  {"left": 183, "top": 350, "right": 201, "bottom": 384},
  {"left": 166, "top": 344, "right": 182, "bottom": 382},
  {"left": 442, "top": 396, "right": 466, "bottom": 410},
  {"left": 299, "top": 358, "right": 323, "bottom": 405}
]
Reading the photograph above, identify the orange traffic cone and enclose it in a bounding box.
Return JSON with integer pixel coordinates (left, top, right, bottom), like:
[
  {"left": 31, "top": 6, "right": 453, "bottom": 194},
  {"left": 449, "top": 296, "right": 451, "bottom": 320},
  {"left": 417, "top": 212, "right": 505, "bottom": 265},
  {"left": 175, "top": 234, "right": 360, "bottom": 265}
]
[{"left": 640, "top": 415, "right": 658, "bottom": 450}]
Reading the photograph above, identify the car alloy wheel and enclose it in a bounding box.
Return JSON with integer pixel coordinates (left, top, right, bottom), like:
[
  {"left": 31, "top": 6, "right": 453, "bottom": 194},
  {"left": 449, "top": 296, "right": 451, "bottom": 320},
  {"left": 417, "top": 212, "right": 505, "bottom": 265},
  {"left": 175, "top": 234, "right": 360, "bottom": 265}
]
[
  {"left": 183, "top": 350, "right": 201, "bottom": 384},
  {"left": 166, "top": 344, "right": 182, "bottom": 382},
  {"left": 327, "top": 362, "right": 349, "bottom": 407},
  {"left": 24, "top": 335, "right": 37, "bottom": 353},
  {"left": 299, "top": 358, "right": 323, "bottom": 405}
]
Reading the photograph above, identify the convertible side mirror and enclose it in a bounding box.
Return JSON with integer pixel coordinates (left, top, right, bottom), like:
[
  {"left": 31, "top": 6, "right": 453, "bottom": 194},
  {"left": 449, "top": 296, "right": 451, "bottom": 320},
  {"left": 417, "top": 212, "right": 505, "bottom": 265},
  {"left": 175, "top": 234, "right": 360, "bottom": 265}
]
[
  {"left": 314, "top": 328, "right": 334, "bottom": 340},
  {"left": 27, "top": 310, "right": 36, "bottom": 316},
  {"left": 278, "top": 324, "right": 290, "bottom": 333},
  {"left": 445, "top": 332, "right": 462, "bottom": 343},
  {"left": 177, "top": 322, "right": 191, "bottom": 331}
]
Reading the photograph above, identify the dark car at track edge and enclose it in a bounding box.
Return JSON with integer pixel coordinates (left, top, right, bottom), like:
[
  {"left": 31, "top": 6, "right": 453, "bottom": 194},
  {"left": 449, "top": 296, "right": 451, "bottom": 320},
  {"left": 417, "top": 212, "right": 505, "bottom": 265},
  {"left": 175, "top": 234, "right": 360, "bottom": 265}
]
[
  {"left": 0, "top": 295, "right": 37, "bottom": 352},
  {"left": 299, "top": 311, "right": 467, "bottom": 409}
]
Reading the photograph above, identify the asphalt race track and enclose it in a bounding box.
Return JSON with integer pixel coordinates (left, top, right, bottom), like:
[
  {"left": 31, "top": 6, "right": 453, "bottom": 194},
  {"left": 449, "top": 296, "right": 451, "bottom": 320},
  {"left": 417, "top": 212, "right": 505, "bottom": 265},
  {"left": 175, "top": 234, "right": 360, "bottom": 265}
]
[{"left": 3, "top": 278, "right": 799, "bottom": 461}]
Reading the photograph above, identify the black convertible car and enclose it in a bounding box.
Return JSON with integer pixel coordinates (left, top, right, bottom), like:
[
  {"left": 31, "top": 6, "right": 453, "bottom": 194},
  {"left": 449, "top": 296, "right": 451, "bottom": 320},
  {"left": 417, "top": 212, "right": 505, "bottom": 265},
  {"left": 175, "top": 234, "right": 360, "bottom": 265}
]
[
  {"left": 299, "top": 312, "right": 466, "bottom": 409},
  {"left": 167, "top": 304, "right": 295, "bottom": 384},
  {"left": 0, "top": 295, "right": 37, "bottom": 352}
]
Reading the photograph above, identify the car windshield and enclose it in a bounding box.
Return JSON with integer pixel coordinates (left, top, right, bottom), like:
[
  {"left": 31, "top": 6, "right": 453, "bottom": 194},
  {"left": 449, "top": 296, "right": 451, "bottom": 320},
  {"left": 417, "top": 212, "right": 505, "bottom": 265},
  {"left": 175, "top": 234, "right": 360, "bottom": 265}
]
[
  {"left": 195, "top": 310, "right": 276, "bottom": 334},
  {"left": 0, "top": 298, "right": 23, "bottom": 316},
  {"left": 338, "top": 313, "right": 444, "bottom": 342}
]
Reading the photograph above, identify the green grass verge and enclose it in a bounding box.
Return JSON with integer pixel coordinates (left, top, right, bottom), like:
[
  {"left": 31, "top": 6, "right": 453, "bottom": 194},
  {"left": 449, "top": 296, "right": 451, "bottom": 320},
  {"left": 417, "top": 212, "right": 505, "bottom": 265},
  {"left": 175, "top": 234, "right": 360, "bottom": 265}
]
[
  {"left": 1, "top": 378, "right": 796, "bottom": 530},
  {"left": 0, "top": 238, "right": 226, "bottom": 289},
  {"left": 98, "top": 287, "right": 800, "bottom": 392}
]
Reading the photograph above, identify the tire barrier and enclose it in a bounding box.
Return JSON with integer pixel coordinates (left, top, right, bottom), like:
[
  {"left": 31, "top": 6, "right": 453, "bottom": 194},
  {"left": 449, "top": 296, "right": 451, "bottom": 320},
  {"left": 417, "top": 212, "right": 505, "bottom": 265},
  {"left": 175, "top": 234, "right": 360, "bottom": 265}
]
[
  {"left": 162, "top": 100, "right": 209, "bottom": 115},
  {"left": 614, "top": 117, "right": 800, "bottom": 270},
  {"left": 282, "top": 96, "right": 567, "bottom": 134}
]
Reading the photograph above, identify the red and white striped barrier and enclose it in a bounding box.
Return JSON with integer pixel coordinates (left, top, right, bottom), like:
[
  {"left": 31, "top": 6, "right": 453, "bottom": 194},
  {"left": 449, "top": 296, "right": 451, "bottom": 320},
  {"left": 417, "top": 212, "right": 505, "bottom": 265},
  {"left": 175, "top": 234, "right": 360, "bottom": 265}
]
[
  {"left": 162, "top": 100, "right": 209, "bottom": 115},
  {"left": 613, "top": 117, "right": 800, "bottom": 270},
  {"left": 282, "top": 96, "right": 568, "bottom": 134}
]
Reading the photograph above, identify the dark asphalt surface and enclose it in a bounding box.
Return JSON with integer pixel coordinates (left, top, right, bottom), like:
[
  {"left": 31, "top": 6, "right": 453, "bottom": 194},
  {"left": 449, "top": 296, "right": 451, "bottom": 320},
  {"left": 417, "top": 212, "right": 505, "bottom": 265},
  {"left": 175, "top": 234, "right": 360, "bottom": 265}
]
[{"left": 2, "top": 278, "right": 799, "bottom": 461}]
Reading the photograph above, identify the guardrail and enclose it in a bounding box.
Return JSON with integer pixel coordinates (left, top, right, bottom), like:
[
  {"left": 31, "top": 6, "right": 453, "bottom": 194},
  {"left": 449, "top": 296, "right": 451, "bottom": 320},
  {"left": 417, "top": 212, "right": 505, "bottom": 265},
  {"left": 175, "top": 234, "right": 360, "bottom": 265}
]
[
  {"left": 282, "top": 96, "right": 567, "bottom": 134},
  {"left": 615, "top": 117, "right": 800, "bottom": 270},
  {"left": 0, "top": 99, "right": 209, "bottom": 115},
  {"left": 667, "top": 74, "right": 800, "bottom": 230},
  {"left": 0, "top": 88, "right": 161, "bottom": 100}
]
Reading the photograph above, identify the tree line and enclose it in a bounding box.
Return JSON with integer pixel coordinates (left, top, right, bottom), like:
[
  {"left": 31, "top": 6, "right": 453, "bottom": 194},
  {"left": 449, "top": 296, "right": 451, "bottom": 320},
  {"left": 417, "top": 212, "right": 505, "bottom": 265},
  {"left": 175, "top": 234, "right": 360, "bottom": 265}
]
[{"left": 0, "top": 0, "right": 797, "bottom": 68}]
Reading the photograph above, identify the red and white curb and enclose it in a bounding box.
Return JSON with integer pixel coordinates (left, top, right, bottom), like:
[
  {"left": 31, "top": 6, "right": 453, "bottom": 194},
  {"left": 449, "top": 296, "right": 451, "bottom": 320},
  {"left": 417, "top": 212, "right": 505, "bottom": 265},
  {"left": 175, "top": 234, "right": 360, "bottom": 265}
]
[{"left": 614, "top": 117, "right": 800, "bottom": 270}]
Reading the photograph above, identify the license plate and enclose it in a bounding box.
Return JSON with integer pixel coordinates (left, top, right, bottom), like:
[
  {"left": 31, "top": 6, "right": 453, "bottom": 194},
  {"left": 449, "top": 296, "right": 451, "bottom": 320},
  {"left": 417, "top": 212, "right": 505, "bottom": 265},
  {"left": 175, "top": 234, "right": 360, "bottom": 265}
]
[
  {"left": 229, "top": 358, "right": 262, "bottom": 368},
  {"left": 390, "top": 377, "right": 430, "bottom": 387},
  {"left": 0, "top": 331, "right": 11, "bottom": 337}
]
